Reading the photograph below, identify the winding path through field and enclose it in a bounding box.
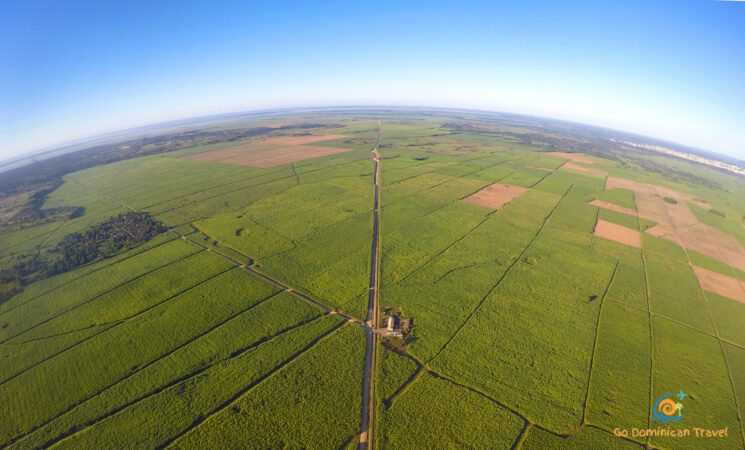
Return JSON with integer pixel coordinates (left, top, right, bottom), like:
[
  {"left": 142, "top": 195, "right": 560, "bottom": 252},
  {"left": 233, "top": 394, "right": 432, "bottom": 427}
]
[{"left": 359, "top": 121, "right": 382, "bottom": 449}]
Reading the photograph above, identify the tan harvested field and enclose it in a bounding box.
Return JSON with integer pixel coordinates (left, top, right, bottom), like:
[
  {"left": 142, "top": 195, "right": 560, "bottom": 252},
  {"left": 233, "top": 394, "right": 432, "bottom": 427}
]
[
  {"left": 185, "top": 134, "right": 350, "bottom": 167},
  {"left": 604, "top": 176, "right": 745, "bottom": 272},
  {"left": 547, "top": 152, "right": 595, "bottom": 164},
  {"left": 589, "top": 199, "right": 637, "bottom": 216},
  {"left": 593, "top": 219, "right": 641, "bottom": 248},
  {"left": 563, "top": 162, "right": 608, "bottom": 176},
  {"left": 692, "top": 266, "right": 745, "bottom": 304},
  {"left": 462, "top": 182, "right": 527, "bottom": 210}
]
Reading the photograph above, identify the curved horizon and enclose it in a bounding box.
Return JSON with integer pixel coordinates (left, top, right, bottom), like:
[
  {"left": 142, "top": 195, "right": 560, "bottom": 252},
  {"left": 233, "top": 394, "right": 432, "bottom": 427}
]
[
  {"left": 1, "top": 1, "right": 744, "bottom": 160},
  {"left": 3, "top": 104, "right": 738, "bottom": 169}
]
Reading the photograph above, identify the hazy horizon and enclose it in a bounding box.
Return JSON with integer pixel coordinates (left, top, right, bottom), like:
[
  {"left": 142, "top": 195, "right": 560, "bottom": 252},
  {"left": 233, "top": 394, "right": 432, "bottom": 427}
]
[
  {"left": 2, "top": 105, "right": 740, "bottom": 169},
  {"left": 2, "top": 1, "right": 744, "bottom": 160}
]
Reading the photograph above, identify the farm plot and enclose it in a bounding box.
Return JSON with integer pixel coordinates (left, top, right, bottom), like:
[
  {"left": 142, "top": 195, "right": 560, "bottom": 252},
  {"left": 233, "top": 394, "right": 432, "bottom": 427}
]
[
  {"left": 644, "top": 252, "right": 713, "bottom": 333},
  {"left": 0, "top": 238, "right": 199, "bottom": 341},
  {"left": 594, "top": 219, "right": 642, "bottom": 249},
  {"left": 54, "top": 318, "right": 354, "bottom": 449},
  {"left": 10, "top": 289, "right": 326, "bottom": 450},
  {"left": 170, "top": 323, "right": 364, "bottom": 449},
  {"left": 185, "top": 134, "right": 352, "bottom": 167},
  {"left": 379, "top": 372, "right": 524, "bottom": 449},
  {"left": 521, "top": 425, "right": 642, "bottom": 449},
  {"left": 430, "top": 236, "right": 616, "bottom": 433},
  {"left": 461, "top": 182, "right": 527, "bottom": 210},
  {"left": 0, "top": 232, "right": 176, "bottom": 313},
  {"left": 692, "top": 266, "right": 745, "bottom": 304},
  {"left": 608, "top": 176, "right": 745, "bottom": 273},
  {"left": 707, "top": 293, "right": 745, "bottom": 348},
  {"left": 0, "top": 266, "right": 286, "bottom": 445},
  {"left": 650, "top": 317, "right": 743, "bottom": 450},
  {"left": 585, "top": 301, "right": 650, "bottom": 433}
]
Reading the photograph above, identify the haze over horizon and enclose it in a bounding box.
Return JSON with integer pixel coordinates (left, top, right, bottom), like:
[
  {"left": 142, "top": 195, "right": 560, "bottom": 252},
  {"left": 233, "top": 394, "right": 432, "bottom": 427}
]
[{"left": 2, "top": 0, "right": 744, "bottom": 161}]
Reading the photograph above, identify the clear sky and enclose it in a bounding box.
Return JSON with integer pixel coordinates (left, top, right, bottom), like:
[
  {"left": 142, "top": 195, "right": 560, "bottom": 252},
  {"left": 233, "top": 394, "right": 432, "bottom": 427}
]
[{"left": 1, "top": 0, "right": 744, "bottom": 161}]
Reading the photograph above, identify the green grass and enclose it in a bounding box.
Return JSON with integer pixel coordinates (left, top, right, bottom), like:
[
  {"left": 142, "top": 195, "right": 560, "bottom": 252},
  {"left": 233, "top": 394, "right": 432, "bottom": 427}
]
[
  {"left": 721, "top": 343, "right": 745, "bottom": 445},
  {"left": 380, "top": 372, "right": 524, "bottom": 448},
  {"left": 431, "top": 236, "right": 616, "bottom": 433},
  {"left": 595, "top": 188, "right": 636, "bottom": 211},
  {"left": 0, "top": 239, "right": 200, "bottom": 341},
  {"left": 377, "top": 343, "right": 419, "bottom": 401},
  {"left": 586, "top": 301, "right": 650, "bottom": 434},
  {"left": 707, "top": 293, "right": 745, "bottom": 348},
  {"left": 650, "top": 316, "right": 743, "bottom": 449},
  {"left": 598, "top": 207, "right": 639, "bottom": 230},
  {"left": 0, "top": 265, "right": 286, "bottom": 444},
  {"left": 644, "top": 252, "right": 713, "bottom": 333},
  {"left": 521, "top": 425, "right": 642, "bottom": 449},
  {"left": 0, "top": 231, "right": 177, "bottom": 313},
  {"left": 9, "top": 289, "right": 325, "bottom": 449},
  {"left": 641, "top": 233, "right": 689, "bottom": 264},
  {"left": 148, "top": 322, "right": 361, "bottom": 449}
]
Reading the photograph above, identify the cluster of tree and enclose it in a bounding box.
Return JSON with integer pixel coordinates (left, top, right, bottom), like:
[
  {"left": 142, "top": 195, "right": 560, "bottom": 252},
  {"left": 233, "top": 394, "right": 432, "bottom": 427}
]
[{"left": 0, "top": 212, "right": 167, "bottom": 305}]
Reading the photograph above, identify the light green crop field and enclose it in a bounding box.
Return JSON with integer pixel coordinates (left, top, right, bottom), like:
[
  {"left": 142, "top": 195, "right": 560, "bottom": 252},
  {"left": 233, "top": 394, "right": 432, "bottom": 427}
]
[{"left": 2, "top": 110, "right": 745, "bottom": 449}]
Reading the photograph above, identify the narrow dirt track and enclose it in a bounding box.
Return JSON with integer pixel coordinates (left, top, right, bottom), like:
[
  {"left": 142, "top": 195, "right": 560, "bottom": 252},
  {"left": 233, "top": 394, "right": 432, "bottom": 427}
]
[{"left": 359, "top": 121, "right": 382, "bottom": 449}]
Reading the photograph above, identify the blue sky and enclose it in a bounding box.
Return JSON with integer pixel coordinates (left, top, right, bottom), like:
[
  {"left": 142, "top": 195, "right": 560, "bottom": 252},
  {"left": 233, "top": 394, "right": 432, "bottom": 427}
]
[{"left": 1, "top": 0, "right": 744, "bottom": 160}]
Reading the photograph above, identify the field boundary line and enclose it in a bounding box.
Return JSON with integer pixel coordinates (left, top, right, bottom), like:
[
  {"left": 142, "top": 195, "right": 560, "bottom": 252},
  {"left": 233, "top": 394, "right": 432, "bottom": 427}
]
[
  {"left": 384, "top": 366, "right": 424, "bottom": 408},
  {"left": 581, "top": 260, "right": 619, "bottom": 424},
  {"left": 510, "top": 422, "right": 532, "bottom": 450},
  {"left": 16, "top": 294, "right": 327, "bottom": 449},
  {"left": 426, "top": 184, "right": 573, "bottom": 364},
  {"left": 391, "top": 172, "right": 517, "bottom": 287},
  {"left": 3, "top": 321, "right": 120, "bottom": 346},
  {"left": 0, "top": 247, "right": 205, "bottom": 345},
  {"left": 0, "top": 265, "right": 234, "bottom": 389},
  {"left": 141, "top": 165, "right": 292, "bottom": 209},
  {"left": 150, "top": 157, "right": 366, "bottom": 217},
  {"left": 0, "top": 235, "right": 178, "bottom": 317},
  {"left": 379, "top": 158, "right": 524, "bottom": 237},
  {"left": 433, "top": 369, "right": 644, "bottom": 447},
  {"left": 158, "top": 321, "right": 346, "bottom": 449}
]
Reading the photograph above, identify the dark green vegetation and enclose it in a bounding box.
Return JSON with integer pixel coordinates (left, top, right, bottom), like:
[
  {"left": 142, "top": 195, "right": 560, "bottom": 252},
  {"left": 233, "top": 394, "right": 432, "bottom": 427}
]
[
  {"left": 0, "top": 211, "right": 166, "bottom": 306},
  {"left": 2, "top": 109, "right": 745, "bottom": 449}
]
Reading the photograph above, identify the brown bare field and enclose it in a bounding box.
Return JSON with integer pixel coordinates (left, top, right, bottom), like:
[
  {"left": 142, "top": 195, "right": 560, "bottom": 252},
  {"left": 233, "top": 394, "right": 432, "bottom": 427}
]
[
  {"left": 589, "top": 199, "right": 637, "bottom": 217},
  {"left": 692, "top": 266, "right": 745, "bottom": 304},
  {"left": 604, "top": 176, "right": 745, "bottom": 273},
  {"left": 593, "top": 219, "right": 642, "bottom": 248},
  {"left": 563, "top": 162, "right": 608, "bottom": 176},
  {"left": 462, "top": 183, "right": 527, "bottom": 210},
  {"left": 185, "top": 134, "right": 350, "bottom": 167},
  {"left": 547, "top": 152, "right": 595, "bottom": 164}
]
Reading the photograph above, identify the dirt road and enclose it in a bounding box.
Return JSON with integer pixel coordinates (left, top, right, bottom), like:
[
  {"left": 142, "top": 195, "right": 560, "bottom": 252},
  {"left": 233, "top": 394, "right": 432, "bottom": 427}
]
[{"left": 359, "top": 121, "right": 382, "bottom": 449}]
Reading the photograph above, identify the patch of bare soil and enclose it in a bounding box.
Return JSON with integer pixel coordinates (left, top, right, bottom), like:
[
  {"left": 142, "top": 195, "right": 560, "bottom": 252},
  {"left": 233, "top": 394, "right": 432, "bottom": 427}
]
[
  {"left": 462, "top": 183, "right": 528, "bottom": 210},
  {"left": 589, "top": 200, "right": 637, "bottom": 217},
  {"left": 547, "top": 152, "right": 595, "bottom": 164},
  {"left": 563, "top": 162, "right": 608, "bottom": 176},
  {"left": 593, "top": 219, "right": 642, "bottom": 248},
  {"left": 603, "top": 176, "right": 745, "bottom": 273},
  {"left": 692, "top": 266, "right": 745, "bottom": 304},
  {"left": 185, "top": 134, "right": 350, "bottom": 167}
]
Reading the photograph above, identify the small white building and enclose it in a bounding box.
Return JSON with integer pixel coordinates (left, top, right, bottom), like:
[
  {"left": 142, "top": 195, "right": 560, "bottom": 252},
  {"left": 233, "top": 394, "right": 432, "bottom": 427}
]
[{"left": 385, "top": 316, "right": 395, "bottom": 331}]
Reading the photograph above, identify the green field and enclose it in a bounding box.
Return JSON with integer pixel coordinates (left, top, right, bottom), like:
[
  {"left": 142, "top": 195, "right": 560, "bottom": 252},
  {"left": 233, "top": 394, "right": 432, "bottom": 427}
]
[{"left": 3, "top": 110, "right": 745, "bottom": 448}]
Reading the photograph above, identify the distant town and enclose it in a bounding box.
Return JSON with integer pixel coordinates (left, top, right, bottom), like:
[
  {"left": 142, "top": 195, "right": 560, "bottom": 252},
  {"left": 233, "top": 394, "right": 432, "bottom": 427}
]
[{"left": 621, "top": 140, "right": 745, "bottom": 177}]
